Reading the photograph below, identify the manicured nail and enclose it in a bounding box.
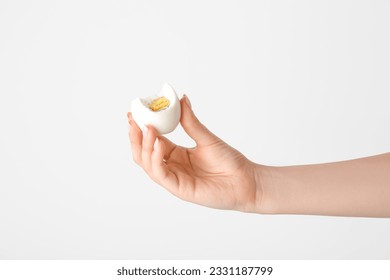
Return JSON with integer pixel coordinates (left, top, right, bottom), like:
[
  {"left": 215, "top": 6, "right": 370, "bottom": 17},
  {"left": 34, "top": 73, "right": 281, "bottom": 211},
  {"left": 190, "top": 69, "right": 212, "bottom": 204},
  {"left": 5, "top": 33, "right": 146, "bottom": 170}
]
[
  {"left": 142, "top": 125, "right": 149, "bottom": 137},
  {"left": 184, "top": 94, "right": 192, "bottom": 109},
  {"left": 153, "top": 137, "right": 159, "bottom": 150}
]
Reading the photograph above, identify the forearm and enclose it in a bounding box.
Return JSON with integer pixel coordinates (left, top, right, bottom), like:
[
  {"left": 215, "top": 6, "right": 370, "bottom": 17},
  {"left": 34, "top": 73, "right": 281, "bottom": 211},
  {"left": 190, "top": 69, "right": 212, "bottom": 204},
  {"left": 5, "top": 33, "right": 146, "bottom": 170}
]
[{"left": 256, "top": 153, "right": 390, "bottom": 217}]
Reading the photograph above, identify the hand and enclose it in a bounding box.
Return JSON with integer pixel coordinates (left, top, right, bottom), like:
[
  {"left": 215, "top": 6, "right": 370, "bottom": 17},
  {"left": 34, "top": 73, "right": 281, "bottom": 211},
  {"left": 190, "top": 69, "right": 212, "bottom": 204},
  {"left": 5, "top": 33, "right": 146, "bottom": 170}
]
[{"left": 127, "top": 95, "right": 263, "bottom": 212}]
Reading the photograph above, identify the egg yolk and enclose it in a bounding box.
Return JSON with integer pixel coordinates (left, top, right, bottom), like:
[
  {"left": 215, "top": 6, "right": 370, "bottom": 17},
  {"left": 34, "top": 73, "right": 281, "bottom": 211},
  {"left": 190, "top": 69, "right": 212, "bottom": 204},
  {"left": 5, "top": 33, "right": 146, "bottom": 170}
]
[{"left": 149, "top": 96, "right": 170, "bottom": 111}]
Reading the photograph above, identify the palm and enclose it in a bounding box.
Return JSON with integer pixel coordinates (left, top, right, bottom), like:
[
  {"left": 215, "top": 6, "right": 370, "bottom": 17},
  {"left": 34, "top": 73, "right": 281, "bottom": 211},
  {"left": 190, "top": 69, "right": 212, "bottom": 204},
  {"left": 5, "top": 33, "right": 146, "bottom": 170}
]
[{"left": 165, "top": 140, "right": 258, "bottom": 211}]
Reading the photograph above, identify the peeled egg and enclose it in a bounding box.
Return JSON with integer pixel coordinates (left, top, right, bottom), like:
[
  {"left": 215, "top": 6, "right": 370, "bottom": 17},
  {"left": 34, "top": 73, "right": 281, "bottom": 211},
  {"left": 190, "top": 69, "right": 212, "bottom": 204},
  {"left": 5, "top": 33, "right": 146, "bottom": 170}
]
[{"left": 131, "top": 83, "right": 181, "bottom": 134}]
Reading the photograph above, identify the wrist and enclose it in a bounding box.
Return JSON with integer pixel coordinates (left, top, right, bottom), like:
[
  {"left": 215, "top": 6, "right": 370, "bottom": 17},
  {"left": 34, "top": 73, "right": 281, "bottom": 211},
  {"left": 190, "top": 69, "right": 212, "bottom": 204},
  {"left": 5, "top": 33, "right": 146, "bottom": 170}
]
[{"left": 253, "top": 163, "right": 279, "bottom": 214}]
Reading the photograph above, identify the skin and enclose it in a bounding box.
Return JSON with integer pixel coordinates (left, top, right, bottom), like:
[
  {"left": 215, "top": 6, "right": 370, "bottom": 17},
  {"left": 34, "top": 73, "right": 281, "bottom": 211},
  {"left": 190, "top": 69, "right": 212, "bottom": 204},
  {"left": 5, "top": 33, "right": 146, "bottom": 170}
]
[{"left": 128, "top": 95, "right": 390, "bottom": 217}]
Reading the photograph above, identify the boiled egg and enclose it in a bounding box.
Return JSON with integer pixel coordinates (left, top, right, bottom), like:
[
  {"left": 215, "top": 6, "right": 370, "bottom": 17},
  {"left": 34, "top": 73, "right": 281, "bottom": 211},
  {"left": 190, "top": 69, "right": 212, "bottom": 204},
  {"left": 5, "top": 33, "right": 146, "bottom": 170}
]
[{"left": 131, "top": 83, "right": 181, "bottom": 134}]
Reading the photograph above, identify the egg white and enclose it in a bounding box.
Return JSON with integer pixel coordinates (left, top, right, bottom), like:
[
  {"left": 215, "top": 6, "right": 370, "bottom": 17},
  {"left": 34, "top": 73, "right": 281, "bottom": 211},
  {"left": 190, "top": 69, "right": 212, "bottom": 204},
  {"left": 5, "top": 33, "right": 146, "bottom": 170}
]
[{"left": 131, "top": 83, "right": 181, "bottom": 134}]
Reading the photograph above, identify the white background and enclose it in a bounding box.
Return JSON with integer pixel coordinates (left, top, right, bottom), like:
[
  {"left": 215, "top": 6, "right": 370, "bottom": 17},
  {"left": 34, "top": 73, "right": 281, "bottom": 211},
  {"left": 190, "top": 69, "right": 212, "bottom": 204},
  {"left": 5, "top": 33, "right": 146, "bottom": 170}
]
[{"left": 0, "top": 0, "right": 389, "bottom": 259}]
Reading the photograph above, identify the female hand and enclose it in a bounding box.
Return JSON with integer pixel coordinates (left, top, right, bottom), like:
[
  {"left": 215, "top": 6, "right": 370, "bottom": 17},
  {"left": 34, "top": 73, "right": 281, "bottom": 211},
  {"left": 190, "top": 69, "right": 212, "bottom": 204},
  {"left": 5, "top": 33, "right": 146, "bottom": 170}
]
[
  {"left": 128, "top": 95, "right": 390, "bottom": 217},
  {"left": 127, "top": 95, "right": 263, "bottom": 212}
]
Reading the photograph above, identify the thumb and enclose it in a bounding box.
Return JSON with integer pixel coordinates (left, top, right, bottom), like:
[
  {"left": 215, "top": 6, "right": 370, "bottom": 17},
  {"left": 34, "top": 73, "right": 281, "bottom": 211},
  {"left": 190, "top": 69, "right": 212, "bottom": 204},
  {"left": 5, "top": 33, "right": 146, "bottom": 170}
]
[{"left": 180, "top": 95, "right": 219, "bottom": 146}]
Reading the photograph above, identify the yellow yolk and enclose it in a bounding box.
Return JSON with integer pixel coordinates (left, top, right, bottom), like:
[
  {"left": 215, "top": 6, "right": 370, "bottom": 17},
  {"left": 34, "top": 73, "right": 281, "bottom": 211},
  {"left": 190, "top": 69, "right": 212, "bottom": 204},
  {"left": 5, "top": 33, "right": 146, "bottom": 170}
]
[{"left": 149, "top": 96, "right": 170, "bottom": 111}]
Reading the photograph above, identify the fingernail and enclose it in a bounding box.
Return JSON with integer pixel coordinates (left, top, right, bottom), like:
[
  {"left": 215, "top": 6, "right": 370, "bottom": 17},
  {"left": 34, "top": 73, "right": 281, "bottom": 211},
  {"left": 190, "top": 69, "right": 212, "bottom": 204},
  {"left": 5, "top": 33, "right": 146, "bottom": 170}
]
[
  {"left": 129, "top": 120, "right": 133, "bottom": 127},
  {"left": 142, "top": 125, "right": 149, "bottom": 137},
  {"left": 184, "top": 94, "right": 192, "bottom": 109},
  {"left": 153, "top": 137, "right": 159, "bottom": 150}
]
